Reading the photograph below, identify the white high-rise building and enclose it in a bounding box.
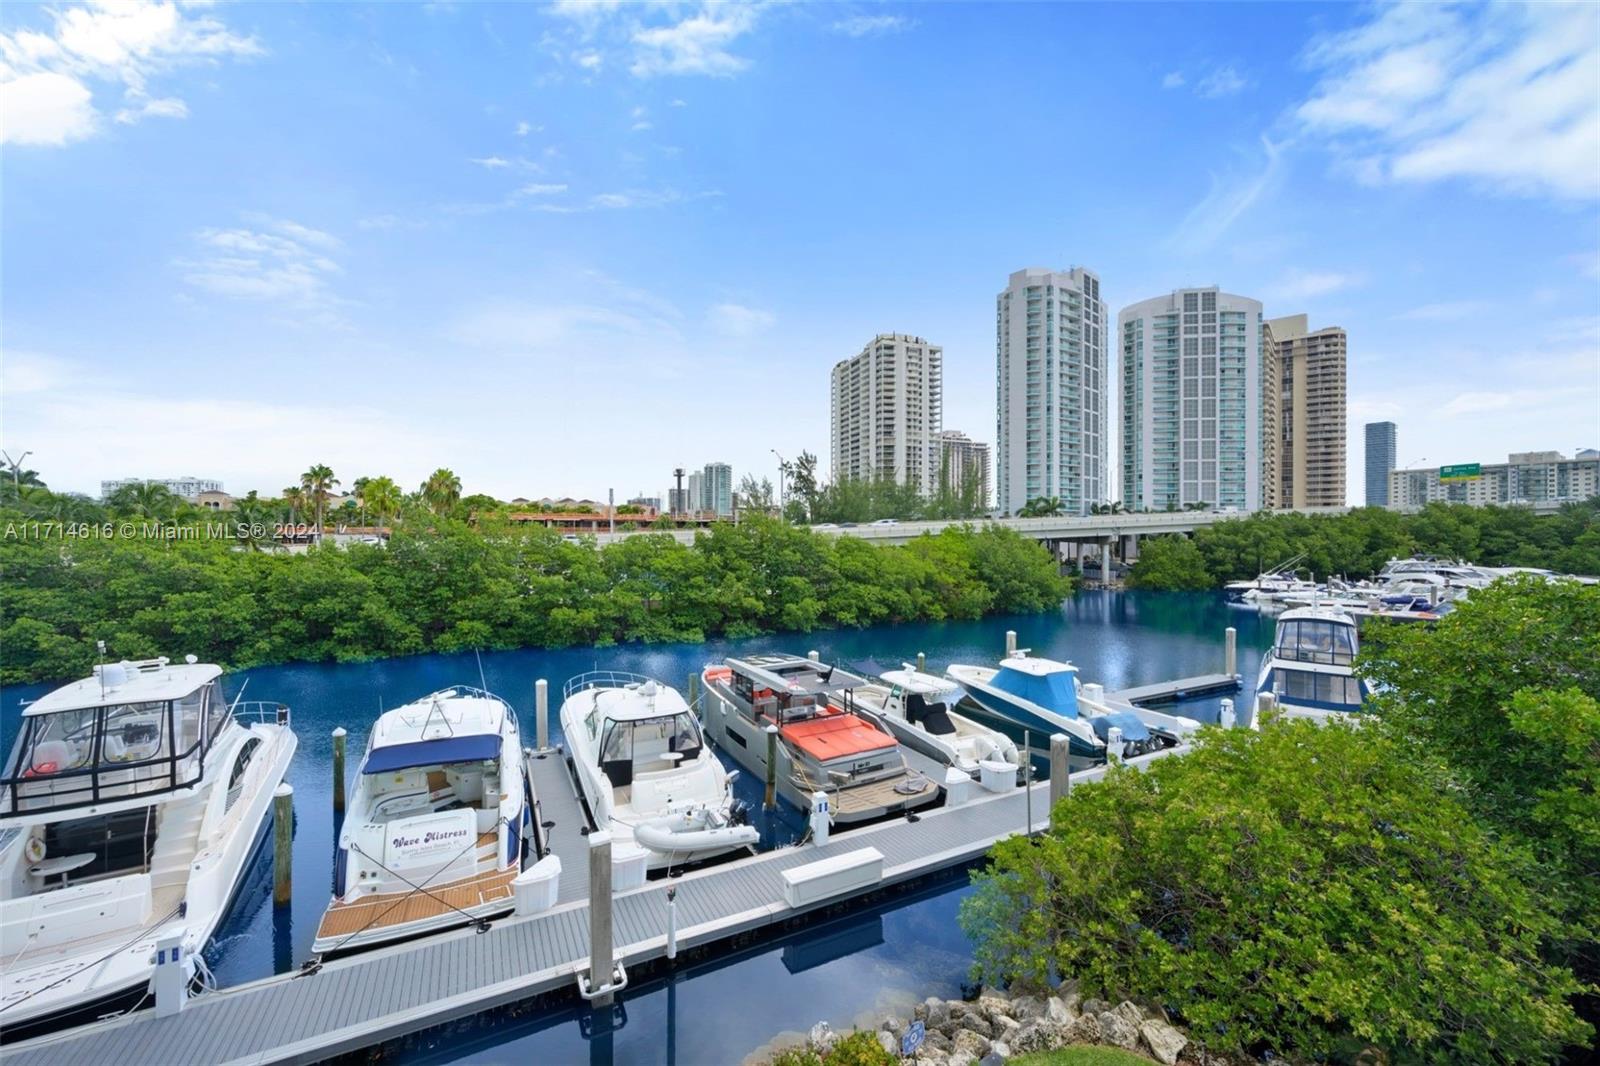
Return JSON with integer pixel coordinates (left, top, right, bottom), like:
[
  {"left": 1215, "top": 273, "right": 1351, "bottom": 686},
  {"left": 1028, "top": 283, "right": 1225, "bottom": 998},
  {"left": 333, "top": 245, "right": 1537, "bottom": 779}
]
[
  {"left": 101, "top": 476, "right": 224, "bottom": 501},
  {"left": 995, "top": 267, "right": 1107, "bottom": 516},
  {"left": 933, "top": 430, "right": 992, "bottom": 507},
  {"left": 702, "top": 462, "right": 733, "bottom": 516},
  {"left": 1119, "top": 287, "right": 1266, "bottom": 512},
  {"left": 830, "top": 334, "right": 943, "bottom": 495},
  {"left": 686, "top": 471, "right": 704, "bottom": 514}
]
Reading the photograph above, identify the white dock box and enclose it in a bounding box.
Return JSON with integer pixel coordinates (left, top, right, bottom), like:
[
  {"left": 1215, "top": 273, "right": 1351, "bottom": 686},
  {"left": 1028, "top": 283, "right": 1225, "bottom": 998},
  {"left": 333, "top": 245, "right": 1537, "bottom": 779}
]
[
  {"left": 780, "top": 847, "right": 884, "bottom": 908},
  {"left": 513, "top": 854, "right": 562, "bottom": 915},
  {"left": 979, "top": 759, "right": 1018, "bottom": 793},
  {"left": 612, "top": 842, "right": 650, "bottom": 893}
]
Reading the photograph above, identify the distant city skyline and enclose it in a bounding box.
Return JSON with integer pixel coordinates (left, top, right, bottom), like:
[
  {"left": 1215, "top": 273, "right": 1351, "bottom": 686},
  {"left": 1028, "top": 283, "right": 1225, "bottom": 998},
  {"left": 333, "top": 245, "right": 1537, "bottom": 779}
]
[{"left": 3, "top": 2, "right": 1596, "bottom": 504}]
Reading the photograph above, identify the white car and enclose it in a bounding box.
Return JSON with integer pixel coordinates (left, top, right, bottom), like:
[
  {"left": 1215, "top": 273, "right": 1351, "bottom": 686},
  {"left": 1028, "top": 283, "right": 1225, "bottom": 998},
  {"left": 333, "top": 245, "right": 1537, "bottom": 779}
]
[
  {"left": 811, "top": 523, "right": 839, "bottom": 531},
  {"left": 870, "top": 518, "right": 900, "bottom": 526}
]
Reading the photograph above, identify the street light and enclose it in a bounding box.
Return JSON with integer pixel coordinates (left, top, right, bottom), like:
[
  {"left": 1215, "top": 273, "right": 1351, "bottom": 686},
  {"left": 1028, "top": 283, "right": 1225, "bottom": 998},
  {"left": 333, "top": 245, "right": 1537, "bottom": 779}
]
[
  {"left": 1, "top": 450, "right": 33, "bottom": 493},
  {"left": 771, "top": 449, "right": 787, "bottom": 511}
]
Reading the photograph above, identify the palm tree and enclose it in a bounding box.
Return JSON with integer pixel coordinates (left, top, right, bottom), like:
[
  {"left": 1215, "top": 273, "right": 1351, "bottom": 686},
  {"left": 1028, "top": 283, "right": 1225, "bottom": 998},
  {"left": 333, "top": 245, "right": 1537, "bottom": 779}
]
[
  {"left": 108, "top": 481, "right": 179, "bottom": 519},
  {"left": 361, "top": 476, "right": 402, "bottom": 530},
  {"left": 1019, "top": 496, "right": 1064, "bottom": 518},
  {"left": 421, "top": 468, "right": 462, "bottom": 515},
  {"left": 281, "top": 486, "right": 306, "bottom": 525},
  {"left": 301, "top": 464, "right": 339, "bottom": 534}
]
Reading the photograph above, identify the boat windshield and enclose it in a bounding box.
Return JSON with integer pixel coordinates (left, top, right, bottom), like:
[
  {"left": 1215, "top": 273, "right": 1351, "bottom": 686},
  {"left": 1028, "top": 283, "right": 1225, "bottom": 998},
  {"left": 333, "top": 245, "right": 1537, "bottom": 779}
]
[
  {"left": 598, "top": 712, "right": 704, "bottom": 788},
  {"left": 991, "top": 666, "right": 1079, "bottom": 717},
  {"left": 1268, "top": 668, "right": 1362, "bottom": 710},
  {"left": 2, "top": 680, "right": 225, "bottom": 814},
  {"left": 1275, "top": 620, "right": 1356, "bottom": 666}
]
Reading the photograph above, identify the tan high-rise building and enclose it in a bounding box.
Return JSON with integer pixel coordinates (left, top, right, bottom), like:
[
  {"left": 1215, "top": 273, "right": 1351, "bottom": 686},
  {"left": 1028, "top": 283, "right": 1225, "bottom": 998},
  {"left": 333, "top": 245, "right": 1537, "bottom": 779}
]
[
  {"left": 830, "top": 334, "right": 943, "bottom": 495},
  {"left": 1270, "top": 314, "right": 1347, "bottom": 508},
  {"left": 1260, "top": 318, "right": 1281, "bottom": 510}
]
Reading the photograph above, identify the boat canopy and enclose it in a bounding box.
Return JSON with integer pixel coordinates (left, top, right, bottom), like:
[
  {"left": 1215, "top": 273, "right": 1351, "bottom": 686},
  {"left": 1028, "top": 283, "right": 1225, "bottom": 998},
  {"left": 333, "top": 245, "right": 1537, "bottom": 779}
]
[
  {"left": 363, "top": 735, "right": 499, "bottom": 774},
  {"left": 1088, "top": 711, "right": 1150, "bottom": 743},
  {"left": 991, "top": 665, "right": 1079, "bottom": 718}
]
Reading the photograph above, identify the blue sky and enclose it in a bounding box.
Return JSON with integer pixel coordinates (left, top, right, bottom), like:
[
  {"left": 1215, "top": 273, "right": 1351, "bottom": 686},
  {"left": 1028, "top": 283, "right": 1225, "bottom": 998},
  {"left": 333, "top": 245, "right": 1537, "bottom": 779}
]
[{"left": 3, "top": 0, "right": 1597, "bottom": 505}]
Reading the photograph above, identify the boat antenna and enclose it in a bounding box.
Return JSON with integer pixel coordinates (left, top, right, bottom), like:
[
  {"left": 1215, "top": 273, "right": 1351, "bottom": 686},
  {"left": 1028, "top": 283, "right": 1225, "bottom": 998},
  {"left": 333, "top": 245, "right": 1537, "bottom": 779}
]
[
  {"left": 475, "top": 648, "right": 489, "bottom": 694},
  {"left": 96, "top": 639, "right": 107, "bottom": 698}
]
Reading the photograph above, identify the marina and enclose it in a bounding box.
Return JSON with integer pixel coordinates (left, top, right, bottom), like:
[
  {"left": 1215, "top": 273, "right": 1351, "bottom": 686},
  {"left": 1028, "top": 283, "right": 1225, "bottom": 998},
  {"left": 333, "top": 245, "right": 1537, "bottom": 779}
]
[{"left": 0, "top": 593, "right": 1266, "bottom": 1062}]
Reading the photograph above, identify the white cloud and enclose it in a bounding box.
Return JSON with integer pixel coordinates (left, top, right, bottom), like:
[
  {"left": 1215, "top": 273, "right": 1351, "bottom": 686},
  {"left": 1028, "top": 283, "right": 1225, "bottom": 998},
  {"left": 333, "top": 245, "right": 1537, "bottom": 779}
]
[
  {"left": 179, "top": 218, "right": 343, "bottom": 305},
  {"left": 1267, "top": 269, "right": 1365, "bottom": 301},
  {"left": 1170, "top": 136, "right": 1282, "bottom": 251},
  {"left": 707, "top": 302, "right": 774, "bottom": 337},
  {"left": 1394, "top": 300, "right": 1488, "bottom": 321},
  {"left": 1196, "top": 65, "right": 1247, "bottom": 98},
  {"left": 1297, "top": 2, "right": 1600, "bottom": 199},
  {"left": 514, "top": 182, "right": 568, "bottom": 197},
  {"left": 470, "top": 155, "right": 510, "bottom": 168},
  {"left": 0, "top": 71, "right": 96, "bottom": 145},
  {"left": 515, "top": 120, "right": 534, "bottom": 136},
  {"left": 831, "top": 15, "right": 913, "bottom": 38},
  {"left": 630, "top": 6, "right": 758, "bottom": 77},
  {"left": 669, "top": 97, "right": 686, "bottom": 107},
  {"left": 0, "top": 0, "right": 261, "bottom": 147},
  {"left": 1161, "top": 71, "right": 1184, "bottom": 89}
]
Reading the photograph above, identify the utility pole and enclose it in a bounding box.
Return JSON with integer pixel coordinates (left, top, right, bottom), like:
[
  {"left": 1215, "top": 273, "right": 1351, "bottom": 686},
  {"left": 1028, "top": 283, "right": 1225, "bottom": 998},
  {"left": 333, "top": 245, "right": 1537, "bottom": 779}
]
[{"left": 771, "top": 449, "right": 787, "bottom": 512}]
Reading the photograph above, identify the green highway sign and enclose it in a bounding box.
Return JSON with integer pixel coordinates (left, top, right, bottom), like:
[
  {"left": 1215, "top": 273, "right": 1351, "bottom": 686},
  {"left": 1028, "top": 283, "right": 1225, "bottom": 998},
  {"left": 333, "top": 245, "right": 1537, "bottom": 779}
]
[{"left": 1439, "top": 463, "right": 1482, "bottom": 482}]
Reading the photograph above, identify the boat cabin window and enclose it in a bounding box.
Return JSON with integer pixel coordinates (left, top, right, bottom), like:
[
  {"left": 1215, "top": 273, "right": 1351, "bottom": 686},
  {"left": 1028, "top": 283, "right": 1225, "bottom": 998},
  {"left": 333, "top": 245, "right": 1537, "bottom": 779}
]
[
  {"left": 225, "top": 738, "right": 261, "bottom": 811},
  {"left": 598, "top": 712, "right": 704, "bottom": 789},
  {"left": 1, "top": 696, "right": 207, "bottom": 814},
  {"left": 1268, "top": 668, "right": 1362, "bottom": 708},
  {"left": 202, "top": 679, "right": 229, "bottom": 745},
  {"left": 1275, "top": 620, "right": 1356, "bottom": 666}
]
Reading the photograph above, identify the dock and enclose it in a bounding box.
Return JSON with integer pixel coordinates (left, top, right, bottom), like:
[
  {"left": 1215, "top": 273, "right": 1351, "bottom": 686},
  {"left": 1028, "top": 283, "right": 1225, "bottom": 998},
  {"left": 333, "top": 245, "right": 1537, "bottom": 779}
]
[
  {"left": 1108, "top": 672, "right": 1240, "bottom": 706},
  {"left": 0, "top": 748, "right": 1182, "bottom": 1066}
]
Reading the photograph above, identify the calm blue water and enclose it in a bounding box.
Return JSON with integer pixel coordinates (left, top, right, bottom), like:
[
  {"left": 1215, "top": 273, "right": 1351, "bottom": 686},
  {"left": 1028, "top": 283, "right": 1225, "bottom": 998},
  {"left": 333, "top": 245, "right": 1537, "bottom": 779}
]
[{"left": 0, "top": 591, "right": 1273, "bottom": 1061}]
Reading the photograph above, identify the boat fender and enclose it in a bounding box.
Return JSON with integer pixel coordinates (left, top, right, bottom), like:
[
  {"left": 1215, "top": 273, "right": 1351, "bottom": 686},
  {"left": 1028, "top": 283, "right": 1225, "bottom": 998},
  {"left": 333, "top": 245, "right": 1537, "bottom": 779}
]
[{"left": 24, "top": 836, "right": 45, "bottom": 863}]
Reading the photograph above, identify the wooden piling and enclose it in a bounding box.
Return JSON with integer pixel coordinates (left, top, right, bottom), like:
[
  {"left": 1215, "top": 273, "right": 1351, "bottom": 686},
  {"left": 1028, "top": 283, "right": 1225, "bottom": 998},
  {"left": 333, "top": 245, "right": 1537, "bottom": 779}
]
[
  {"left": 1225, "top": 626, "right": 1238, "bottom": 676},
  {"left": 535, "top": 679, "right": 549, "bottom": 751},
  {"left": 1048, "top": 733, "right": 1070, "bottom": 823},
  {"left": 331, "top": 728, "right": 346, "bottom": 813},
  {"left": 763, "top": 725, "right": 779, "bottom": 808},
  {"left": 588, "top": 831, "right": 614, "bottom": 1007},
  {"left": 273, "top": 784, "right": 293, "bottom": 906}
]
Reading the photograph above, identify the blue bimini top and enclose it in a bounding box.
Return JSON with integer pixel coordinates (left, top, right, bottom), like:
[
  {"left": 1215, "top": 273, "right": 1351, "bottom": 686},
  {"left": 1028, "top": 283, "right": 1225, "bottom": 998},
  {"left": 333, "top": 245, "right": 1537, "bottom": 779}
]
[
  {"left": 362, "top": 734, "right": 500, "bottom": 774},
  {"left": 990, "top": 665, "right": 1080, "bottom": 718}
]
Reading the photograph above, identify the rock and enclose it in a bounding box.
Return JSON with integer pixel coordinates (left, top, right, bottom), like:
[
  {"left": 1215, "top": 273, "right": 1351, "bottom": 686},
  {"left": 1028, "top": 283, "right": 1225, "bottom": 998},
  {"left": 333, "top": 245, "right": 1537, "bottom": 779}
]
[
  {"left": 807, "top": 1021, "right": 836, "bottom": 1050},
  {"left": 1009, "top": 996, "right": 1044, "bottom": 1021},
  {"left": 1057, "top": 979, "right": 1081, "bottom": 1009},
  {"left": 925, "top": 1030, "right": 954, "bottom": 1053},
  {"left": 959, "top": 1014, "right": 994, "bottom": 1039},
  {"left": 991, "top": 1012, "right": 1020, "bottom": 1033},
  {"left": 927, "top": 999, "right": 951, "bottom": 1030},
  {"left": 1008, "top": 1020, "right": 1067, "bottom": 1055},
  {"left": 913, "top": 1052, "right": 948, "bottom": 1066},
  {"left": 975, "top": 991, "right": 1012, "bottom": 1019},
  {"left": 1097, "top": 1010, "right": 1140, "bottom": 1051},
  {"left": 882, "top": 1015, "right": 905, "bottom": 1035},
  {"left": 952, "top": 1029, "right": 992, "bottom": 1059},
  {"left": 1082, "top": 997, "right": 1111, "bottom": 1017},
  {"left": 877, "top": 1030, "right": 899, "bottom": 1057},
  {"left": 989, "top": 1040, "right": 1012, "bottom": 1060},
  {"left": 1044, "top": 996, "right": 1076, "bottom": 1026},
  {"left": 947, "top": 1053, "right": 977, "bottom": 1066},
  {"left": 1139, "top": 1019, "right": 1188, "bottom": 1066},
  {"left": 1111, "top": 1000, "right": 1145, "bottom": 1029},
  {"left": 1064, "top": 1013, "right": 1103, "bottom": 1045}
]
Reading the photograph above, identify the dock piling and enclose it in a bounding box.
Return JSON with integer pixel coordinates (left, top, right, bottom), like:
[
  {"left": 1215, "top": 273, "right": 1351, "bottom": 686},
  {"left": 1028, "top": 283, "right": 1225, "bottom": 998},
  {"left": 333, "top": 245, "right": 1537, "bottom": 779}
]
[
  {"left": 535, "top": 679, "right": 549, "bottom": 751},
  {"left": 1105, "top": 727, "right": 1123, "bottom": 766},
  {"left": 807, "top": 650, "right": 820, "bottom": 662},
  {"left": 331, "top": 728, "right": 346, "bottom": 813},
  {"left": 1225, "top": 626, "right": 1237, "bottom": 677},
  {"left": 1048, "top": 734, "right": 1070, "bottom": 821},
  {"left": 1255, "top": 691, "right": 1276, "bottom": 728},
  {"left": 1219, "top": 698, "right": 1236, "bottom": 729},
  {"left": 686, "top": 672, "right": 699, "bottom": 713},
  {"left": 586, "top": 830, "right": 615, "bottom": 1007},
  {"left": 665, "top": 886, "right": 678, "bottom": 962},
  {"left": 916, "top": 651, "right": 926, "bottom": 673},
  {"left": 273, "top": 783, "right": 293, "bottom": 906},
  {"left": 810, "top": 790, "right": 831, "bottom": 847},
  {"left": 1023, "top": 729, "right": 1033, "bottom": 834},
  {"left": 763, "top": 725, "right": 779, "bottom": 809},
  {"left": 1005, "top": 630, "right": 1017, "bottom": 656}
]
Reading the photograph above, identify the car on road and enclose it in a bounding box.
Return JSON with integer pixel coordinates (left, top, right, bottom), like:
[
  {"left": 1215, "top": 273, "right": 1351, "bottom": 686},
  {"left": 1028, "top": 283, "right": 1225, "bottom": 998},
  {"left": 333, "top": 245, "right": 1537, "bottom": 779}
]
[
  {"left": 870, "top": 518, "right": 900, "bottom": 526},
  {"left": 812, "top": 523, "right": 839, "bottom": 531}
]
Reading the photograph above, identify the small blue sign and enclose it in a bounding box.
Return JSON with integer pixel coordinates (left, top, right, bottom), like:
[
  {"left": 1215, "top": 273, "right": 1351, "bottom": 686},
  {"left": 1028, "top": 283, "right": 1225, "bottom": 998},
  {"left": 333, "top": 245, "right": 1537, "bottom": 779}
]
[{"left": 901, "top": 1019, "right": 925, "bottom": 1057}]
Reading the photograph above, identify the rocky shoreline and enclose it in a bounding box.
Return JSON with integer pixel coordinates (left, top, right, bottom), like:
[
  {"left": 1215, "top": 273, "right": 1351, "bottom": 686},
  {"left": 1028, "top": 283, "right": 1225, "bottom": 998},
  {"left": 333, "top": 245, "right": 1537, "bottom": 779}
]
[{"left": 758, "top": 982, "right": 1222, "bottom": 1066}]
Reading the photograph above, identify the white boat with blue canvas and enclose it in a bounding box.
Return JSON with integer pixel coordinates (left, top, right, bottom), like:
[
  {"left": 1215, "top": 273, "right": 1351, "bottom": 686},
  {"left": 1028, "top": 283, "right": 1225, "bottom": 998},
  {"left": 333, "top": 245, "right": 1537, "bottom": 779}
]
[
  {"left": 946, "top": 653, "right": 1198, "bottom": 761},
  {"left": 1254, "top": 606, "right": 1371, "bottom": 724}
]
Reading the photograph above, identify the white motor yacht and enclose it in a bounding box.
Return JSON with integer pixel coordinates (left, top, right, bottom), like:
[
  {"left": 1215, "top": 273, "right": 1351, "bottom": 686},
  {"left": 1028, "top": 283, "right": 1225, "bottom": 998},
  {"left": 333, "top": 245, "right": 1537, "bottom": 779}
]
[
  {"left": 1254, "top": 606, "right": 1370, "bottom": 724},
  {"left": 846, "top": 665, "right": 1019, "bottom": 776},
  {"left": 561, "top": 672, "right": 757, "bottom": 873},
  {"left": 1, "top": 657, "right": 297, "bottom": 1036},
  {"left": 947, "top": 653, "right": 1199, "bottom": 761},
  {"left": 313, "top": 686, "right": 532, "bottom": 956},
  {"left": 701, "top": 654, "right": 939, "bottom": 825}
]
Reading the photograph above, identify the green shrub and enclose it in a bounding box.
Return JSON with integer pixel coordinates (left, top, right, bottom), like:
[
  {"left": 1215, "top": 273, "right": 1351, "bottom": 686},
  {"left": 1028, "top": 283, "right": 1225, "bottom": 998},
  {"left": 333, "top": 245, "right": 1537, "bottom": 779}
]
[
  {"left": 960, "top": 721, "right": 1590, "bottom": 1062},
  {"left": 821, "top": 1030, "right": 896, "bottom": 1066}
]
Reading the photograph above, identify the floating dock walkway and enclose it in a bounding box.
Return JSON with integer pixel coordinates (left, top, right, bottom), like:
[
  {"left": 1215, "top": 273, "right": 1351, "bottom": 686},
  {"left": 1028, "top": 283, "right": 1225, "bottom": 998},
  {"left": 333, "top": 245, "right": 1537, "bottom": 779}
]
[
  {"left": 1, "top": 746, "right": 1183, "bottom": 1066},
  {"left": 1108, "top": 672, "right": 1240, "bottom": 706}
]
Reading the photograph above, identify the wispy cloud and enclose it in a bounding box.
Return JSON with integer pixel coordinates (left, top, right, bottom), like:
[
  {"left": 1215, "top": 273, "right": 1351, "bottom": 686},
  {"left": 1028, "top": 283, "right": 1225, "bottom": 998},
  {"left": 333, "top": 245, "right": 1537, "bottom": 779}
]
[
  {"left": 0, "top": 0, "right": 262, "bottom": 147},
  {"left": 830, "top": 15, "right": 914, "bottom": 38},
  {"left": 1297, "top": 2, "right": 1600, "bottom": 199},
  {"left": 1394, "top": 300, "right": 1489, "bottom": 321},
  {"left": 1195, "top": 65, "right": 1247, "bottom": 98},
  {"left": 630, "top": 6, "right": 759, "bottom": 77},
  {"left": 1161, "top": 71, "right": 1184, "bottom": 89},
  {"left": 543, "top": 2, "right": 765, "bottom": 79},
  {"left": 178, "top": 217, "right": 343, "bottom": 307},
  {"left": 1267, "top": 269, "right": 1365, "bottom": 302},
  {"left": 1169, "top": 136, "right": 1282, "bottom": 251},
  {"left": 470, "top": 155, "right": 510, "bottom": 169},
  {"left": 707, "top": 302, "right": 775, "bottom": 337}
]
